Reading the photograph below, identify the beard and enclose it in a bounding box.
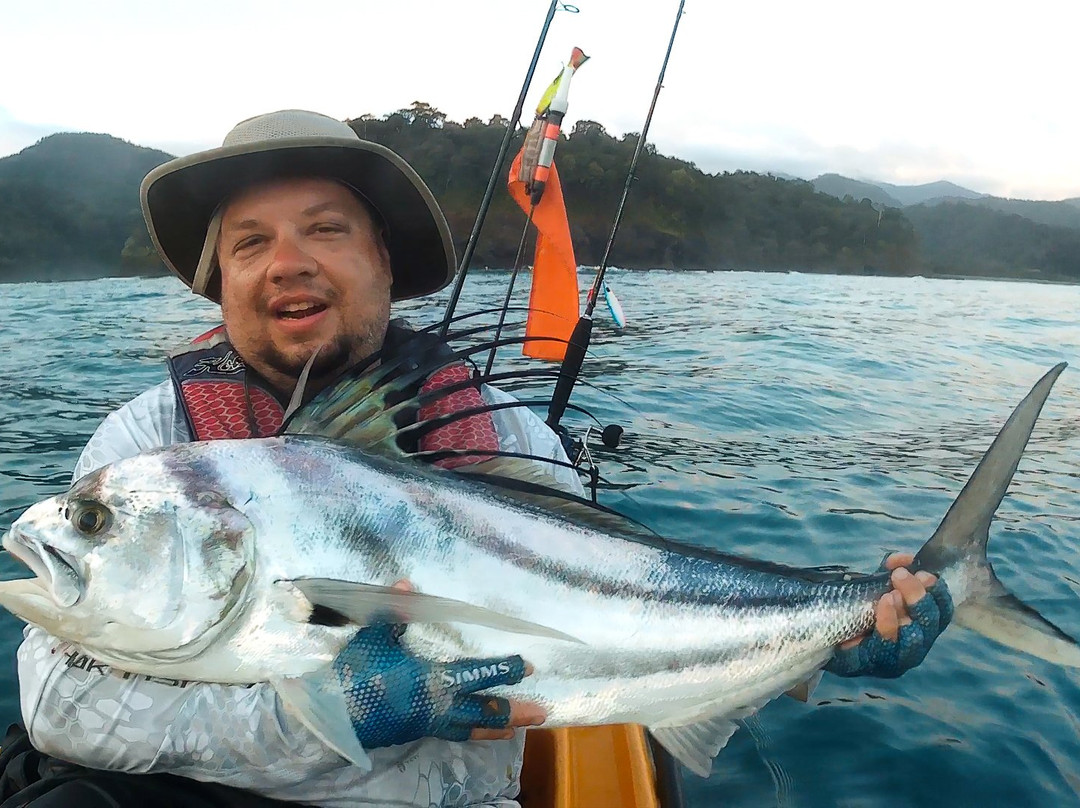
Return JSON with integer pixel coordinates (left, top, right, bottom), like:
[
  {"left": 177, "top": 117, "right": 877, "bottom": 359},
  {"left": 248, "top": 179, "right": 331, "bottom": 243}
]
[{"left": 254, "top": 317, "right": 388, "bottom": 397}]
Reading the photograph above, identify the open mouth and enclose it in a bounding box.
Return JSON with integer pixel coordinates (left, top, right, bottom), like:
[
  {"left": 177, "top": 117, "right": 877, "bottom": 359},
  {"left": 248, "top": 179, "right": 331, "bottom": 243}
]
[
  {"left": 275, "top": 302, "right": 328, "bottom": 321},
  {"left": 3, "top": 529, "right": 82, "bottom": 607}
]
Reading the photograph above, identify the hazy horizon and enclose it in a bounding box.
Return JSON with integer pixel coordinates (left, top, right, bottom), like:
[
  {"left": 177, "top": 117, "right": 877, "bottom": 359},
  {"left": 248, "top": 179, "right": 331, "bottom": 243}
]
[{"left": 6, "top": 0, "right": 1080, "bottom": 201}]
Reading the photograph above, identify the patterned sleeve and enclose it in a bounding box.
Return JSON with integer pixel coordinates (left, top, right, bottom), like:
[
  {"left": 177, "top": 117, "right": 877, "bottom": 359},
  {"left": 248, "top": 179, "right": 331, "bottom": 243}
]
[
  {"left": 482, "top": 386, "right": 587, "bottom": 497},
  {"left": 19, "top": 629, "right": 525, "bottom": 806},
  {"left": 72, "top": 380, "right": 190, "bottom": 480}
]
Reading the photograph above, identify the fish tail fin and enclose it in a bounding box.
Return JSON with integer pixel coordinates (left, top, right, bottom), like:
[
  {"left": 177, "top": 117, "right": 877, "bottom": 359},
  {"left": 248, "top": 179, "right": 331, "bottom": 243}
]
[{"left": 914, "top": 362, "right": 1080, "bottom": 667}]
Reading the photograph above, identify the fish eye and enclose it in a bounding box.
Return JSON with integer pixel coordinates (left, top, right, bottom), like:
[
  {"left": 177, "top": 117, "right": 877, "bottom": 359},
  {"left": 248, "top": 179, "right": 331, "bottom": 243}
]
[{"left": 71, "top": 502, "right": 110, "bottom": 536}]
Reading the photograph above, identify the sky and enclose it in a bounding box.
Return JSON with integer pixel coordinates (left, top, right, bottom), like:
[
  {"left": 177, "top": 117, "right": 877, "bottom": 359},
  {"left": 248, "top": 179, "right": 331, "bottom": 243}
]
[{"left": 3, "top": 0, "right": 1080, "bottom": 200}]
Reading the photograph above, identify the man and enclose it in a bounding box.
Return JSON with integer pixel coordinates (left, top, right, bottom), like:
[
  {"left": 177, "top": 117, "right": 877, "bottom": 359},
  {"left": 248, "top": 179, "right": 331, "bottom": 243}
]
[{"left": 9, "top": 110, "right": 949, "bottom": 807}]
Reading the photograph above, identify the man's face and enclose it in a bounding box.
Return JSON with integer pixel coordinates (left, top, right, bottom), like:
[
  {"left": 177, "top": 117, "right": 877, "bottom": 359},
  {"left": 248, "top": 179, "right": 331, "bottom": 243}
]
[{"left": 217, "top": 177, "right": 392, "bottom": 394}]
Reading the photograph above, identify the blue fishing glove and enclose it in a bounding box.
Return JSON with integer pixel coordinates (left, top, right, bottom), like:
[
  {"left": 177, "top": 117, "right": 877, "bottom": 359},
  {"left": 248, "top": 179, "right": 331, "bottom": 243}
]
[
  {"left": 826, "top": 574, "right": 954, "bottom": 679},
  {"left": 333, "top": 621, "right": 528, "bottom": 748}
]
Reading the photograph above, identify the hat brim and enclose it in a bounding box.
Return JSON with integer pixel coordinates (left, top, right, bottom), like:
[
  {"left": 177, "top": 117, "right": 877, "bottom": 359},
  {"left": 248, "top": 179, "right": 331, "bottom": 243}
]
[{"left": 141, "top": 137, "right": 456, "bottom": 302}]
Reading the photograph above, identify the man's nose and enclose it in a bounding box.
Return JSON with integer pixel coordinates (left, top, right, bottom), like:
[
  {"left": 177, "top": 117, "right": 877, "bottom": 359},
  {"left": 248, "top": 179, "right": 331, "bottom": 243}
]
[{"left": 268, "top": 234, "right": 317, "bottom": 282}]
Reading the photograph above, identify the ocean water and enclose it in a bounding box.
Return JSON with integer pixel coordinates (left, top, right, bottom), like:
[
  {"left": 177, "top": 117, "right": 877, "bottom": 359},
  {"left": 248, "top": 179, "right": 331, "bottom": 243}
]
[{"left": 2, "top": 270, "right": 1080, "bottom": 807}]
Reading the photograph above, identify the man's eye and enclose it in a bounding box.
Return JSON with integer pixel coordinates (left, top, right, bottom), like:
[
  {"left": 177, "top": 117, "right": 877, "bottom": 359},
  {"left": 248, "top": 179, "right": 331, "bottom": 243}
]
[
  {"left": 314, "top": 222, "right": 347, "bottom": 234},
  {"left": 233, "top": 235, "right": 264, "bottom": 254}
]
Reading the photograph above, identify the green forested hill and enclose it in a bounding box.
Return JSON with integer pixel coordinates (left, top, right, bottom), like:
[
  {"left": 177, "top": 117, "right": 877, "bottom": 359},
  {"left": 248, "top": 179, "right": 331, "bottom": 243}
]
[
  {"left": 2, "top": 105, "right": 1079, "bottom": 283},
  {"left": 0, "top": 133, "right": 171, "bottom": 281},
  {"left": 348, "top": 108, "right": 915, "bottom": 274},
  {"left": 811, "top": 174, "right": 904, "bottom": 208},
  {"left": 964, "top": 196, "right": 1080, "bottom": 231},
  {"left": 904, "top": 201, "right": 1080, "bottom": 280}
]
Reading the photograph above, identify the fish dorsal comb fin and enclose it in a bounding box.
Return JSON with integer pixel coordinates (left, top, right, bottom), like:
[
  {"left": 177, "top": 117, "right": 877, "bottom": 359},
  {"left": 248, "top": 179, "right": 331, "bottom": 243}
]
[
  {"left": 279, "top": 324, "right": 591, "bottom": 490},
  {"left": 280, "top": 325, "right": 486, "bottom": 456}
]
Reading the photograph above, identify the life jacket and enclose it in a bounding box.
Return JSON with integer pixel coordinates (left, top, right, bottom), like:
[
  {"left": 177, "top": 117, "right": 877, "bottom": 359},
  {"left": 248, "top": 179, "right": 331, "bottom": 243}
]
[{"left": 166, "top": 322, "right": 499, "bottom": 467}]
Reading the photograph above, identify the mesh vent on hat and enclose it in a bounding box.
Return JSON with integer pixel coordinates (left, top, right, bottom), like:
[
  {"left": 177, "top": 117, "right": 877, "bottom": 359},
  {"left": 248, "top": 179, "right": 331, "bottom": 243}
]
[{"left": 223, "top": 110, "right": 358, "bottom": 147}]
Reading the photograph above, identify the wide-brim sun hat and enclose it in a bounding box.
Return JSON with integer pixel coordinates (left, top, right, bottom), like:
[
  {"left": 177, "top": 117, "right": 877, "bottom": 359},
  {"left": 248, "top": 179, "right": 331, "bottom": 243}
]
[{"left": 140, "top": 109, "right": 456, "bottom": 302}]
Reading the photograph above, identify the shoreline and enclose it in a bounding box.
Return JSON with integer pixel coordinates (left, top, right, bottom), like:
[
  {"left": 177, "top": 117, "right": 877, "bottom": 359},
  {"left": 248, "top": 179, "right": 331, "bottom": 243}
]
[{"left": 3, "top": 266, "right": 1076, "bottom": 288}]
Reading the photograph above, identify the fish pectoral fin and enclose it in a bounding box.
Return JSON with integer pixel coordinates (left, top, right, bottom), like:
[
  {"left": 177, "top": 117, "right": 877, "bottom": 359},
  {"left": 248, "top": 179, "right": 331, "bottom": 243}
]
[
  {"left": 648, "top": 716, "right": 742, "bottom": 778},
  {"left": 271, "top": 673, "right": 372, "bottom": 771},
  {"left": 784, "top": 670, "right": 824, "bottom": 703},
  {"left": 287, "top": 578, "right": 583, "bottom": 644}
]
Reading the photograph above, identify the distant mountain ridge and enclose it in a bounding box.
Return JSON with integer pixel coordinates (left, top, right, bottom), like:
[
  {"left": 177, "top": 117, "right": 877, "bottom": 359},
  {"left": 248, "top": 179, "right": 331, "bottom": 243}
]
[
  {"left": 811, "top": 174, "right": 985, "bottom": 207},
  {"left": 4, "top": 111, "right": 1080, "bottom": 285},
  {"left": 811, "top": 174, "right": 903, "bottom": 208},
  {"left": 876, "top": 179, "right": 985, "bottom": 206},
  {"left": 810, "top": 172, "right": 1080, "bottom": 232}
]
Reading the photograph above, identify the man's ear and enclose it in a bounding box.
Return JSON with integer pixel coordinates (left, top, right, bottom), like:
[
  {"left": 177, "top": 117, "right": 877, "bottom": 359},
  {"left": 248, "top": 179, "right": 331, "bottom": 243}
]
[{"left": 377, "top": 230, "right": 392, "bottom": 276}]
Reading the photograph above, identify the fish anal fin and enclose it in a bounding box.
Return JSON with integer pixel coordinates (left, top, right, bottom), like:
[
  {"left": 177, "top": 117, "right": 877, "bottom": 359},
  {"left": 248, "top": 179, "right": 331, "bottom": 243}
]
[
  {"left": 649, "top": 657, "right": 834, "bottom": 777},
  {"left": 784, "top": 670, "right": 824, "bottom": 703},
  {"left": 272, "top": 674, "right": 371, "bottom": 770},
  {"left": 649, "top": 716, "right": 741, "bottom": 778},
  {"left": 286, "top": 579, "right": 582, "bottom": 644},
  {"left": 955, "top": 593, "right": 1080, "bottom": 667}
]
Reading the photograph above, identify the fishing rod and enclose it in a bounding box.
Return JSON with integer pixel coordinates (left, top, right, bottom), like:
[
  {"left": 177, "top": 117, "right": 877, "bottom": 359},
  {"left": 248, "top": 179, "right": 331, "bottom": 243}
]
[
  {"left": 484, "top": 206, "right": 537, "bottom": 375},
  {"left": 439, "top": 0, "right": 578, "bottom": 338},
  {"left": 546, "top": 0, "right": 686, "bottom": 431}
]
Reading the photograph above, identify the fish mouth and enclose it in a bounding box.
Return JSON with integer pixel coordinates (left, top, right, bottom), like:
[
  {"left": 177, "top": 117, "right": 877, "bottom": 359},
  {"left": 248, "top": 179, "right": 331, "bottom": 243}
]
[{"left": 3, "top": 528, "right": 83, "bottom": 608}]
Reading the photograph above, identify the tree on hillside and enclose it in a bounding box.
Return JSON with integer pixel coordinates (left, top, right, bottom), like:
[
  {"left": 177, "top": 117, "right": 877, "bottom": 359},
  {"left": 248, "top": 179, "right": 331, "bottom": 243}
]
[
  {"left": 572, "top": 119, "right": 607, "bottom": 137},
  {"left": 397, "top": 101, "right": 448, "bottom": 129}
]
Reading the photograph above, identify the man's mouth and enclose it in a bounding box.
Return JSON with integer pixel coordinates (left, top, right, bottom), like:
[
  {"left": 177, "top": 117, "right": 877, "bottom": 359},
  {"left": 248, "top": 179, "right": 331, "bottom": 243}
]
[{"left": 275, "top": 302, "right": 328, "bottom": 321}]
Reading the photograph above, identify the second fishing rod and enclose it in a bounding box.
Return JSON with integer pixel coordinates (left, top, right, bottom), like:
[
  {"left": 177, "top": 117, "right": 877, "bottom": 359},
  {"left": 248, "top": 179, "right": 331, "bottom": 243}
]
[{"left": 546, "top": 0, "right": 687, "bottom": 431}]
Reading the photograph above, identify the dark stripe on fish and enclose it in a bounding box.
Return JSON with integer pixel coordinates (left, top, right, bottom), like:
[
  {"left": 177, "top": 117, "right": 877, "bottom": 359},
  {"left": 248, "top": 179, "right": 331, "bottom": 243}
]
[
  {"left": 309, "top": 603, "right": 351, "bottom": 627},
  {"left": 162, "top": 445, "right": 234, "bottom": 506},
  {"left": 469, "top": 523, "right": 887, "bottom": 610}
]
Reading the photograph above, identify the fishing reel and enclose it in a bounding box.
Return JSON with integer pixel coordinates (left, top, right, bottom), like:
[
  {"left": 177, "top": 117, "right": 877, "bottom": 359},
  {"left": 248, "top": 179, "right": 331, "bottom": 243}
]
[{"left": 557, "top": 423, "right": 624, "bottom": 502}]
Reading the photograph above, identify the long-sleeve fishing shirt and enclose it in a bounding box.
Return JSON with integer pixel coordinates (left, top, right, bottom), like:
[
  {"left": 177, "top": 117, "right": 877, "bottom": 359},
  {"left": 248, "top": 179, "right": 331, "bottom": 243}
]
[{"left": 17, "top": 379, "right": 585, "bottom": 808}]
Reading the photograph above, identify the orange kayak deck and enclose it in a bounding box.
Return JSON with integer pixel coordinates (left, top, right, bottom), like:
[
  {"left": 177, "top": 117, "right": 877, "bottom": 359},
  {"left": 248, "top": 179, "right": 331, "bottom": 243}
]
[{"left": 519, "top": 725, "right": 661, "bottom": 808}]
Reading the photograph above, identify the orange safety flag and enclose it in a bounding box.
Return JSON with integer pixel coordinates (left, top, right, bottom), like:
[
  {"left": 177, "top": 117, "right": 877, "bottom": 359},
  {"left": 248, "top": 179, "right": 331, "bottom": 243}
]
[{"left": 508, "top": 150, "right": 580, "bottom": 361}]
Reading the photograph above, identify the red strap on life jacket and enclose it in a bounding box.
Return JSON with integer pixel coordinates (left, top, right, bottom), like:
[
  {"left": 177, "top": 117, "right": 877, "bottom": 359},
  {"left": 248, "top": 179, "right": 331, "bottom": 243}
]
[
  {"left": 192, "top": 324, "right": 227, "bottom": 344},
  {"left": 182, "top": 381, "right": 284, "bottom": 440}
]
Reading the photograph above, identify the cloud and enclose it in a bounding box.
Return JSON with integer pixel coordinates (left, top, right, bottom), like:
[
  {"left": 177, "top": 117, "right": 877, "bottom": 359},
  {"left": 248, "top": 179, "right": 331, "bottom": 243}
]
[
  {"left": 7, "top": 0, "right": 1080, "bottom": 202},
  {"left": 658, "top": 127, "right": 1011, "bottom": 198}
]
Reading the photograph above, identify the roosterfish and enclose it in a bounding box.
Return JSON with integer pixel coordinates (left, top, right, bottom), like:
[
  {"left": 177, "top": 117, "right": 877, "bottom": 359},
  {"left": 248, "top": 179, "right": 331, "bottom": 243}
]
[{"left": 2, "top": 335, "right": 1078, "bottom": 777}]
